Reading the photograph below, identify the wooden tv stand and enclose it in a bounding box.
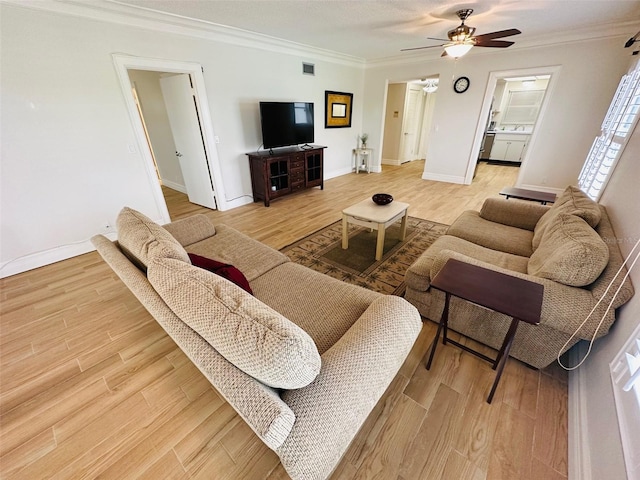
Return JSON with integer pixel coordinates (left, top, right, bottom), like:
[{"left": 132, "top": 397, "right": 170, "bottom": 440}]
[{"left": 247, "top": 145, "right": 326, "bottom": 206}]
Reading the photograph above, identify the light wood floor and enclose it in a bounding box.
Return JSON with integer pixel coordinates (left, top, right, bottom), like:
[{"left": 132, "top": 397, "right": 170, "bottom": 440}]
[{"left": 1, "top": 161, "right": 568, "bottom": 479}]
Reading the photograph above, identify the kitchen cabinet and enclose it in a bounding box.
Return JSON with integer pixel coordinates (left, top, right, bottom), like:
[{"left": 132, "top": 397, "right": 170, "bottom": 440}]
[
  {"left": 489, "top": 134, "right": 529, "bottom": 163},
  {"left": 479, "top": 133, "right": 495, "bottom": 160}
]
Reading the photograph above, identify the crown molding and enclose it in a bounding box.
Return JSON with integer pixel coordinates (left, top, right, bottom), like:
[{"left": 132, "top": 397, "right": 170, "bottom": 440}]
[{"left": 1, "top": 0, "right": 365, "bottom": 67}]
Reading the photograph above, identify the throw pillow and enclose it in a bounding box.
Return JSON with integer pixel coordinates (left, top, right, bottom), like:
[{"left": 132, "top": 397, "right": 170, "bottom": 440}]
[
  {"left": 188, "top": 253, "right": 253, "bottom": 294},
  {"left": 532, "top": 185, "right": 601, "bottom": 250},
  {"left": 148, "top": 257, "right": 321, "bottom": 389},
  {"left": 116, "top": 207, "right": 190, "bottom": 270},
  {"left": 528, "top": 213, "right": 609, "bottom": 287}
]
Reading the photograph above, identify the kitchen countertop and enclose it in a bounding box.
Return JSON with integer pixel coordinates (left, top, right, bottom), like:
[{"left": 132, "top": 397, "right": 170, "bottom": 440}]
[{"left": 487, "top": 130, "right": 532, "bottom": 135}]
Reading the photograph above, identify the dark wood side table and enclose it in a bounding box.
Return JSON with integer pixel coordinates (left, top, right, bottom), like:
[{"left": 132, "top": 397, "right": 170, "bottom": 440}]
[
  {"left": 426, "top": 258, "right": 543, "bottom": 403},
  {"left": 499, "top": 187, "right": 556, "bottom": 205}
]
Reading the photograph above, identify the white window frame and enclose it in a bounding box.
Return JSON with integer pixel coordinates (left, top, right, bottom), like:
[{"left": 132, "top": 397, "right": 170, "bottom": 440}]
[{"left": 578, "top": 60, "right": 640, "bottom": 201}]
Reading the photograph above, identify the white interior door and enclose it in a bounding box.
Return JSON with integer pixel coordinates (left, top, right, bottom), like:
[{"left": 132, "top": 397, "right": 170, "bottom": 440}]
[
  {"left": 418, "top": 91, "right": 437, "bottom": 159},
  {"left": 400, "top": 86, "right": 422, "bottom": 163},
  {"left": 160, "top": 74, "right": 217, "bottom": 209}
]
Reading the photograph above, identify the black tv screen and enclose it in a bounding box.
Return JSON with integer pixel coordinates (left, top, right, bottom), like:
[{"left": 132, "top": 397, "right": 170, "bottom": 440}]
[{"left": 259, "top": 102, "right": 314, "bottom": 149}]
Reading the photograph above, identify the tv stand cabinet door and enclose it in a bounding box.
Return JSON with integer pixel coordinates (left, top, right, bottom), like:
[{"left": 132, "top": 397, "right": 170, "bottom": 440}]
[
  {"left": 248, "top": 155, "right": 290, "bottom": 207},
  {"left": 305, "top": 149, "right": 323, "bottom": 189},
  {"left": 265, "top": 157, "right": 291, "bottom": 204}
]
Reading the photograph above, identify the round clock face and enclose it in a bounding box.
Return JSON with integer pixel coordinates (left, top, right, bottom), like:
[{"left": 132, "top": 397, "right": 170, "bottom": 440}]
[{"left": 454, "top": 76, "right": 470, "bottom": 93}]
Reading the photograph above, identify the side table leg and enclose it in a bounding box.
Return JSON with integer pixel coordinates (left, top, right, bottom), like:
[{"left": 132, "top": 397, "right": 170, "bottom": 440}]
[
  {"left": 375, "top": 223, "right": 385, "bottom": 260},
  {"left": 399, "top": 210, "right": 408, "bottom": 241},
  {"left": 342, "top": 215, "right": 349, "bottom": 250},
  {"left": 426, "top": 292, "right": 450, "bottom": 370},
  {"left": 487, "top": 317, "right": 520, "bottom": 404}
]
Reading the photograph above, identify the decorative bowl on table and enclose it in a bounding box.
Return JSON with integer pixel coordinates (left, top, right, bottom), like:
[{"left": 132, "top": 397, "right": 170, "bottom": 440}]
[{"left": 372, "top": 193, "right": 393, "bottom": 205}]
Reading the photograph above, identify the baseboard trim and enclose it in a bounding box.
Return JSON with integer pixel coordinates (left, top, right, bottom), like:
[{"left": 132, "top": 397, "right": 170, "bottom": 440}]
[
  {"left": 568, "top": 342, "right": 592, "bottom": 480},
  {"left": 422, "top": 172, "right": 465, "bottom": 184},
  {"left": 161, "top": 180, "right": 187, "bottom": 193},
  {"left": 327, "top": 167, "right": 355, "bottom": 179},
  {"left": 382, "top": 158, "right": 401, "bottom": 166},
  {"left": 0, "top": 232, "right": 118, "bottom": 279},
  {"left": 224, "top": 195, "right": 254, "bottom": 209}
]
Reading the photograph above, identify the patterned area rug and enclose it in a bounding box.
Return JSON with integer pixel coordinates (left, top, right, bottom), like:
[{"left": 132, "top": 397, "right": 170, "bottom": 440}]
[{"left": 280, "top": 217, "right": 449, "bottom": 295}]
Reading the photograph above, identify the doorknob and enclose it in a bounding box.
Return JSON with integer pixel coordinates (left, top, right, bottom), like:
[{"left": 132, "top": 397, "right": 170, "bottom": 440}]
[{"left": 175, "top": 151, "right": 183, "bottom": 157}]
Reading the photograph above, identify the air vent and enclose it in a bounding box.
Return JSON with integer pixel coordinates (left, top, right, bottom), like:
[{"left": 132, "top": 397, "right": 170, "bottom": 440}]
[{"left": 302, "top": 63, "right": 315, "bottom": 76}]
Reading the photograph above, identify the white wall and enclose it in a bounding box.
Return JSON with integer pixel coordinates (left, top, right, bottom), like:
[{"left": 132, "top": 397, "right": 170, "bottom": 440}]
[
  {"left": 0, "top": 3, "right": 364, "bottom": 276},
  {"left": 362, "top": 38, "right": 631, "bottom": 187},
  {"left": 128, "top": 70, "right": 185, "bottom": 192},
  {"left": 570, "top": 122, "right": 640, "bottom": 480}
]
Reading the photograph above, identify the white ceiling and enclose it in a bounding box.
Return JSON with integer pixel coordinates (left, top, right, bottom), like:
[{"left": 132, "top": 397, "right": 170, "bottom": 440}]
[{"left": 110, "top": 0, "right": 640, "bottom": 60}]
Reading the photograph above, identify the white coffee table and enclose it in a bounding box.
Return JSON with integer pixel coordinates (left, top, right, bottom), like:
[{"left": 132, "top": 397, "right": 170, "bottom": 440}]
[{"left": 342, "top": 198, "right": 409, "bottom": 261}]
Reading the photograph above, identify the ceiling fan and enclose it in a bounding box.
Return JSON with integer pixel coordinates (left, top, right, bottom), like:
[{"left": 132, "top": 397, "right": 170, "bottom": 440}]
[{"left": 401, "top": 8, "right": 521, "bottom": 58}]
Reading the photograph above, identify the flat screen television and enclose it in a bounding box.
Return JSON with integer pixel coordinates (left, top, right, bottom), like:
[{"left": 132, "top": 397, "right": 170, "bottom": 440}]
[{"left": 259, "top": 102, "right": 314, "bottom": 149}]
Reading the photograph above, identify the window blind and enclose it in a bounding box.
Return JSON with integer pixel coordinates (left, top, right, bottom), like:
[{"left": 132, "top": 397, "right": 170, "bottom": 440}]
[{"left": 578, "top": 62, "right": 640, "bottom": 201}]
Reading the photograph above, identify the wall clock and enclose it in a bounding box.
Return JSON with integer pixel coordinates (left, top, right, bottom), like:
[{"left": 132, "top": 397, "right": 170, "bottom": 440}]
[{"left": 453, "top": 76, "right": 470, "bottom": 94}]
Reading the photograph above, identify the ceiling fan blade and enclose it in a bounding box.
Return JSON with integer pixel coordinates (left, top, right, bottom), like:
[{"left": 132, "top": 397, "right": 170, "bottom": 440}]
[
  {"left": 473, "top": 29, "right": 522, "bottom": 42},
  {"left": 441, "top": 50, "right": 448, "bottom": 57},
  {"left": 475, "top": 40, "right": 515, "bottom": 48},
  {"left": 427, "top": 37, "right": 449, "bottom": 42},
  {"left": 401, "top": 44, "right": 444, "bottom": 52}
]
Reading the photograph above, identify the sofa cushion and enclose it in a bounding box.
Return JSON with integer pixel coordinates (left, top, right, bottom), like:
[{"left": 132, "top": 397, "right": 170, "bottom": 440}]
[
  {"left": 148, "top": 257, "right": 321, "bottom": 389},
  {"left": 405, "top": 234, "right": 529, "bottom": 292},
  {"left": 447, "top": 210, "right": 534, "bottom": 257},
  {"left": 532, "top": 186, "right": 601, "bottom": 249},
  {"left": 250, "top": 262, "right": 381, "bottom": 354},
  {"left": 163, "top": 214, "right": 217, "bottom": 247},
  {"left": 186, "top": 224, "right": 290, "bottom": 282},
  {"left": 116, "top": 207, "right": 190, "bottom": 270},
  {"left": 188, "top": 253, "right": 253, "bottom": 294},
  {"left": 528, "top": 213, "right": 609, "bottom": 286}
]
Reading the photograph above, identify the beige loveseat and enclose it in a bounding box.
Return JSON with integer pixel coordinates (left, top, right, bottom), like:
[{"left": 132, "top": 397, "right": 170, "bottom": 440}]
[
  {"left": 92, "top": 207, "right": 421, "bottom": 480},
  {"left": 404, "top": 186, "right": 634, "bottom": 369}
]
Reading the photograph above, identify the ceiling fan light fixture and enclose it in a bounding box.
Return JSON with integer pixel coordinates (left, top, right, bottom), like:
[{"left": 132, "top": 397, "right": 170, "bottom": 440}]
[
  {"left": 400, "top": 8, "right": 520, "bottom": 57},
  {"left": 423, "top": 79, "right": 439, "bottom": 93},
  {"left": 444, "top": 41, "right": 474, "bottom": 58}
]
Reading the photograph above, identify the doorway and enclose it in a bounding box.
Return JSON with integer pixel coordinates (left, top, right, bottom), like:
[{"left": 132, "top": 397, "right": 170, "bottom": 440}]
[
  {"left": 465, "top": 66, "right": 561, "bottom": 185},
  {"left": 130, "top": 70, "right": 218, "bottom": 211},
  {"left": 112, "top": 54, "right": 228, "bottom": 224},
  {"left": 382, "top": 76, "right": 439, "bottom": 167}
]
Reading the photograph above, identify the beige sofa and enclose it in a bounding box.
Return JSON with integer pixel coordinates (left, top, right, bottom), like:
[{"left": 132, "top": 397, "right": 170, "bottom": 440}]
[
  {"left": 92, "top": 207, "right": 421, "bottom": 480},
  {"left": 404, "top": 186, "right": 634, "bottom": 369}
]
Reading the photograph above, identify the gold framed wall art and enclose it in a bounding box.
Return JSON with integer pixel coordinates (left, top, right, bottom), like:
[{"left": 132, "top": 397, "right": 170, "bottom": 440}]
[{"left": 325, "top": 91, "right": 353, "bottom": 128}]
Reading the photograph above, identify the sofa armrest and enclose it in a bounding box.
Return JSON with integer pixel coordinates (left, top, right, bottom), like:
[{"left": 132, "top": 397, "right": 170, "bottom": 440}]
[
  {"left": 431, "top": 250, "right": 604, "bottom": 338},
  {"left": 277, "top": 296, "right": 421, "bottom": 480},
  {"left": 480, "top": 198, "right": 550, "bottom": 231},
  {"left": 162, "top": 214, "right": 217, "bottom": 247}
]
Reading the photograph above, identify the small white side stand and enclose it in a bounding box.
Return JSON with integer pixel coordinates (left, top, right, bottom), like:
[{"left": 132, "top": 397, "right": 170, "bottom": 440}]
[{"left": 352, "top": 148, "right": 372, "bottom": 174}]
